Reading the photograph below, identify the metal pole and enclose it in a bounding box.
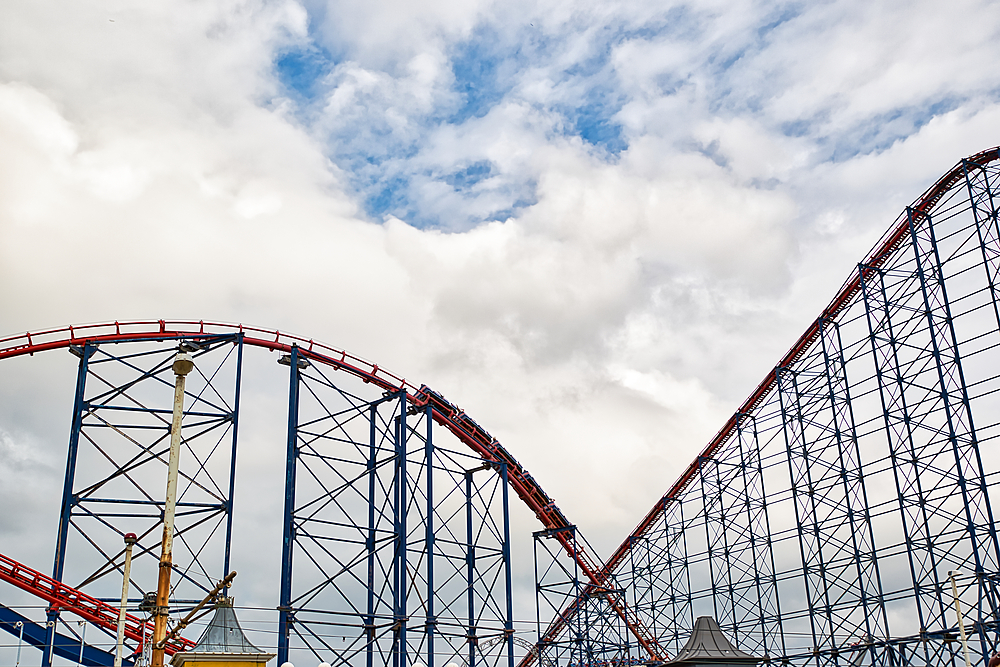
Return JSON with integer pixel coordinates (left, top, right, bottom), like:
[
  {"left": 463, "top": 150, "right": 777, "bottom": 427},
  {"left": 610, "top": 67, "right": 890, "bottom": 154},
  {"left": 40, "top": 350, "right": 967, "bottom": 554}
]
[
  {"left": 501, "top": 463, "right": 514, "bottom": 667},
  {"left": 47, "top": 620, "right": 55, "bottom": 667},
  {"left": 222, "top": 335, "right": 244, "bottom": 586},
  {"left": 278, "top": 346, "right": 302, "bottom": 665},
  {"left": 366, "top": 404, "right": 376, "bottom": 667},
  {"left": 15, "top": 620, "right": 23, "bottom": 667},
  {"left": 77, "top": 621, "right": 87, "bottom": 666},
  {"left": 425, "top": 405, "right": 435, "bottom": 667},
  {"left": 396, "top": 395, "right": 408, "bottom": 667},
  {"left": 116, "top": 533, "right": 138, "bottom": 667},
  {"left": 466, "top": 471, "right": 475, "bottom": 667},
  {"left": 47, "top": 343, "right": 95, "bottom": 666},
  {"left": 151, "top": 351, "right": 195, "bottom": 667},
  {"left": 951, "top": 571, "right": 972, "bottom": 667}
]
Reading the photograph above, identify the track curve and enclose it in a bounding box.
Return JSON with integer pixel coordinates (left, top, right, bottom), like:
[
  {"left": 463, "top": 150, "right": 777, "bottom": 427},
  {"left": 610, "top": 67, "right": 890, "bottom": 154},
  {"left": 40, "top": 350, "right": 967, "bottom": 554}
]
[
  {"left": 0, "top": 320, "right": 567, "bottom": 535},
  {"left": 0, "top": 320, "right": 663, "bottom": 659}
]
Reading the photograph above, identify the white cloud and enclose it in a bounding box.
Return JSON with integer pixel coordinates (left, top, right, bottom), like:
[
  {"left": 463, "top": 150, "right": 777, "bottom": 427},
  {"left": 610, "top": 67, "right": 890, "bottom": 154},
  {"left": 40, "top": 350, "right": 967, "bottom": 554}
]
[{"left": 1, "top": 0, "right": 1000, "bottom": 654}]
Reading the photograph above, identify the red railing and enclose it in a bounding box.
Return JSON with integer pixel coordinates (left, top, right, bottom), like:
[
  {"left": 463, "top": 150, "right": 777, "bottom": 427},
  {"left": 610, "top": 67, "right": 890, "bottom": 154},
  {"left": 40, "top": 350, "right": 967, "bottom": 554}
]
[
  {"left": 0, "top": 319, "right": 664, "bottom": 658},
  {"left": 0, "top": 551, "right": 195, "bottom": 654}
]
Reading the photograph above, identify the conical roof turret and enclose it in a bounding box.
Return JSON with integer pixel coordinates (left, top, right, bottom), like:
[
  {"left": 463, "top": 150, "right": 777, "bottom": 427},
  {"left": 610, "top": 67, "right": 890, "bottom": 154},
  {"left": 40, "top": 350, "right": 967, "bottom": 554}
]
[
  {"left": 664, "top": 617, "right": 760, "bottom": 667},
  {"left": 169, "top": 598, "right": 274, "bottom": 667},
  {"left": 189, "top": 598, "right": 262, "bottom": 654}
]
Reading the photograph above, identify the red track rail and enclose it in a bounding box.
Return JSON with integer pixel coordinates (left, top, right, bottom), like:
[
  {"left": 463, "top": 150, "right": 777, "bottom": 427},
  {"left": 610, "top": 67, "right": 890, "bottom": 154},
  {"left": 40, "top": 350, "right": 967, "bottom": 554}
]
[
  {"left": 0, "top": 551, "right": 195, "bottom": 655},
  {"left": 597, "top": 146, "right": 1000, "bottom": 584},
  {"left": 0, "top": 319, "right": 664, "bottom": 660},
  {"left": 10, "top": 149, "right": 988, "bottom": 663},
  {"left": 512, "top": 146, "right": 1000, "bottom": 667}
]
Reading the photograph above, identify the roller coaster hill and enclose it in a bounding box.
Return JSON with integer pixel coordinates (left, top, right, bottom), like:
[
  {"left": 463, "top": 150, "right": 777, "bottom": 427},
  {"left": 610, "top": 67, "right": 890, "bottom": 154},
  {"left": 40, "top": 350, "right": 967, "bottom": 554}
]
[{"left": 2, "top": 146, "right": 1000, "bottom": 667}]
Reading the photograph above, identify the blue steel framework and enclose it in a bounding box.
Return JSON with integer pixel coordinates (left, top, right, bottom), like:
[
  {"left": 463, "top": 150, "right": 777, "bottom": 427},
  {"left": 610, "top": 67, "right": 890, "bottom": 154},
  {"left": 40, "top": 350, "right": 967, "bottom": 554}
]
[
  {"left": 46, "top": 334, "right": 244, "bottom": 665},
  {"left": 0, "top": 321, "right": 552, "bottom": 667},
  {"left": 276, "top": 346, "right": 516, "bottom": 667},
  {"left": 533, "top": 527, "right": 628, "bottom": 667},
  {"left": 5, "top": 150, "right": 1000, "bottom": 667},
  {"left": 601, "top": 151, "right": 1000, "bottom": 667}
]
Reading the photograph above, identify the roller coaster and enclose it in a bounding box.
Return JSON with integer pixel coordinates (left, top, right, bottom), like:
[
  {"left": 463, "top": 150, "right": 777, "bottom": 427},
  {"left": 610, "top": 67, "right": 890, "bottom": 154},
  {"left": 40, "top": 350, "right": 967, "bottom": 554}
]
[{"left": 0, "top": 146, "right": 999, "bottom": 667}]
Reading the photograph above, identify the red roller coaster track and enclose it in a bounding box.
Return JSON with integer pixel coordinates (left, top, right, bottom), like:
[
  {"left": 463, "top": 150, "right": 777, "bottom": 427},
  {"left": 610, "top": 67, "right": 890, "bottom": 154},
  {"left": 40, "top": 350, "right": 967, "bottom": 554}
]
[
  {"left": 10, "top": 147, "right": 987, "bottom": 664},
  {"left": 598, "top": 145, "right": 1000, "bottom": 579},
  {"left": 0, "top": 319, "right": 664, "bottom": 660},
  {"left": 0, "top": 551, "right": 196, "bottom": 656}
]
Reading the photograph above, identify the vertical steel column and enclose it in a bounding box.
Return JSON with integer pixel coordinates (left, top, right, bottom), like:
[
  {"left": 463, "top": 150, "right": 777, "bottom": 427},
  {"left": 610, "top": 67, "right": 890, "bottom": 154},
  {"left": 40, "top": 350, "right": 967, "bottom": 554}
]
[
  {"left": 425, "top": 405, "right": 435, "bottom": 667},
  {"left": 222, "top": 334, "right": 244, "bottom": 584},
  {"left": 277, "top": 345, "right": 302, "bottom": 666},
  {"left": 466, "top": 471, "right": 476, "bottom": 667},
  {"left": 699, "top": 453, "right": 738, "bottom": 638},
  {"left": 534, "top": 531, "right": 542, "bottom": 659},
  {"left": 667, "top": 500, "right": 692, "bottom": 653},
  {"left": 394, "top": 394, "right": 408, "bottom": 667},
  {"left": 569, "top": 528, "right": 582, "bottom": 666},
  {"left": 733, "top": 413, "right": 783, "bottom": 659},
  {"left": 777, "top": 365, "right": 835, "bottom": 664},
  {"left": 625, "top": 534, "right": 648, "bottom": 657},
  {"left": 859, "top": 261, "right": 941, "bottom": 662},
  {"left": 46, "top": 342, "right": 95, "bottom": 667},
  {"left": 368, "top": 403, "right": 378, "bottom": 667},
  {"left": 501, "top": 463, "right": 514, "bottom": 667},
  {"left": 818, "top": 318, "right": 889, "bottom": 653}
]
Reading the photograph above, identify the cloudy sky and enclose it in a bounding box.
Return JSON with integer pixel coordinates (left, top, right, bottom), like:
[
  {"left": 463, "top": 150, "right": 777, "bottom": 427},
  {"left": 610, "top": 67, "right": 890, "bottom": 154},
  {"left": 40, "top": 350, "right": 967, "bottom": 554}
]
[{"left": 1, "top": 0, "right": 999, "bottom": 653}]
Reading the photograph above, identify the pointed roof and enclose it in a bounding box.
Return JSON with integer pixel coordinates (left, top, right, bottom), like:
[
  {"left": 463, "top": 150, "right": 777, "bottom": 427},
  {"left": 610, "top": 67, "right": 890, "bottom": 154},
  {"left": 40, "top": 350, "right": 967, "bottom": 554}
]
[
  {"left": 666, "top": 617, "right": 759, "bottom": 666},
  {"left": 189, "top": 598, "right": 264, "bottom": 654},
  {"left": 169, "top": 598, "right": 275, "bottom": 667}
]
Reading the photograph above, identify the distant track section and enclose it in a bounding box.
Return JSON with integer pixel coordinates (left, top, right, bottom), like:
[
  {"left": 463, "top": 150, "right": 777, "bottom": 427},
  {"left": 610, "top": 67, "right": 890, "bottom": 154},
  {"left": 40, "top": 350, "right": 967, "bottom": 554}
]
[
  {"left": 0, "top": 320, "right": 665, "bottom": 661},
  {"left": 0, "top": 551, "right": 195, "bottom": 655}
]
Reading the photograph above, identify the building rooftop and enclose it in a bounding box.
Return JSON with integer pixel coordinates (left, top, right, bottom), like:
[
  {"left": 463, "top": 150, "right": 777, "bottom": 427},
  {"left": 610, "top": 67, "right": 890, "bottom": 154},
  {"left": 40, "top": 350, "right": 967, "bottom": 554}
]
[
  {"left": 190, "top": 598, "right": 264, "bottom": 654},
  {"left": 666, "top": 616, "right": 759, "bottom": 665}
]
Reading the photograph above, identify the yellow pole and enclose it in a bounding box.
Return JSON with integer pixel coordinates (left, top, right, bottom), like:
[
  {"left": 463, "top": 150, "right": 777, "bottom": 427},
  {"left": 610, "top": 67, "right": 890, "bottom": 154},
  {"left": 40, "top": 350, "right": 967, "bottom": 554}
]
[{"left": 151, "top": 352, "right": 194, "bottom": 667}]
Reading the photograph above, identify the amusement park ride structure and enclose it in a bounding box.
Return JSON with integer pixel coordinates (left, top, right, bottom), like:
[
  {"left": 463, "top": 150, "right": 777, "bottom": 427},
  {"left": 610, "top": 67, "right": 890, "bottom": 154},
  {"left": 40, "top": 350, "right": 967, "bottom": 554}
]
[{"left": 0, "top": 147, "right": 1000, "bottom": 667}]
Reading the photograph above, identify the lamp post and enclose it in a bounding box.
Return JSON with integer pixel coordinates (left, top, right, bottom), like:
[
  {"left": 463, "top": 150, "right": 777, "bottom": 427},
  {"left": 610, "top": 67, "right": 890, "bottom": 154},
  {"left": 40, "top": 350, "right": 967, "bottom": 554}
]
[
  {"left": 151, "top": 351, "right": 195, "bottom": 667},
  {"left": 115, "top": 533, "right": 138, "bottom": 667}
]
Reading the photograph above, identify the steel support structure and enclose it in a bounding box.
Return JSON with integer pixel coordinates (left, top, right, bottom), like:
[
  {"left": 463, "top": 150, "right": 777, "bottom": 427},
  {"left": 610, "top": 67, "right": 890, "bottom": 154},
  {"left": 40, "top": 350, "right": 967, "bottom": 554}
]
[
  {"left": 597, "top": 149, "right": 1000, "bottom": 667},
  {"left": 701, "top": 412, "right": 783, "bottom": 661},
  {"left": 44, "top": 333, "right": 243, "bottom": 664},
  {"left": 6, "top": 151, "right": 1000, "bottom": 667},
  {"left": 624, "top": 501, "right": 691, "bottom": 654},
  {"left": 534, "top": 527, "right": 628, "bottom": 667},
  {"left": 276, "top": 349, "right": 515, "bottom": 667},
  {"left": 0, "top": 318, "right": 660, "bottom": 667}
]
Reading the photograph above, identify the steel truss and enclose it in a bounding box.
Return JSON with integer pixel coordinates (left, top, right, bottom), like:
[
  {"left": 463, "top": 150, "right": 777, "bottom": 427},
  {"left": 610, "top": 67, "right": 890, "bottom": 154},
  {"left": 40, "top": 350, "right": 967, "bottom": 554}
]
[
  {"left": 533, "top": 527, "right": 629, "bottom": 667},
  {"left": 5, "top": 150, "right": 1000, "bottom": 667},
  {"left": 0, "top": 321, "right": 586, "bottom": 667},
  {"left": 46, "top": 333, "right": 244, "bottom": 664},
  {"left": 601, "top": 149, "right": 1000, "bottom": 667},
  {"left": 277, "top": 346, "right": 515, "bottom": 667}
]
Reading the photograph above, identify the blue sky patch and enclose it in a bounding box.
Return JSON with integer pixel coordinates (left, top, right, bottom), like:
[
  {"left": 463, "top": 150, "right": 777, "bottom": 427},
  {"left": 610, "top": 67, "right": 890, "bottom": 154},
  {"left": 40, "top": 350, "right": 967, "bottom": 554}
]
[
  {"left": 825, "top": 97, "right": 964, "bottom": 162},
  {"left": 444, "top": 161, "right": 494, "bottom": 190},
  {"left": 275, "top": 42, "right": 334, "bottom": 101},
  {"left": 449, "top": 27, "right": 525, "bottom": 123}
]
